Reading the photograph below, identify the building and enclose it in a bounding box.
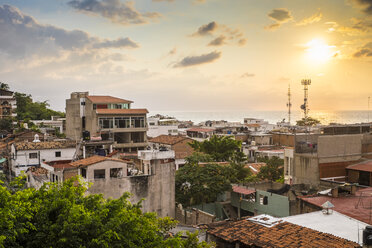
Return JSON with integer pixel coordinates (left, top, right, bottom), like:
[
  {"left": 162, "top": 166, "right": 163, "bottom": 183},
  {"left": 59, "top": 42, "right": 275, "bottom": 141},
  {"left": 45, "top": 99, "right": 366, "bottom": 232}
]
[
  {"left": 10, "top": 140, "right": 76, "bottom": 176},
  {"left": 290, "top": 131, "right": 372, "bottom": 186},
  {"left": 186, "top": 127, "right": 215, "bottom": 141},
  {"left": 205, "top": 214, "right": 359, "bottom": 248},
  {"left": 31, "top": 116, "right": 65, "bottom": 135},
  {"left": 148, "top": 135, "right": 194, "bottom": 169},
  {"left": 346, "top": 160, "right": 372, "bottom": 186},
  {"left": 65, "top": 92, "right": 148, "bottom": 152},
  {"left": 0, "top": 89, "right": 16, "bottom": 119},
  {"left": 147, "top": 117, "right": 179, "bottom": 138}
]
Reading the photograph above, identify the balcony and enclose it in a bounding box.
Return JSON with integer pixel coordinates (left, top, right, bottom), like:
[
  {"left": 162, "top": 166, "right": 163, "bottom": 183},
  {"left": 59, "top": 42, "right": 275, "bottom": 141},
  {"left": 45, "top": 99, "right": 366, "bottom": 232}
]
[{"left": 114, "top": 142, "right": 148, "bottom": 148}]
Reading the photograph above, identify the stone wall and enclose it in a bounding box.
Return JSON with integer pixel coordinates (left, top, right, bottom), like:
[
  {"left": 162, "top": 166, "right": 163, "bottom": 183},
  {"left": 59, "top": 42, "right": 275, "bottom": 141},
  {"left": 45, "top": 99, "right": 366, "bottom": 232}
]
[{"left": 175, "top": 204, "right": 216, "bottom": 225}]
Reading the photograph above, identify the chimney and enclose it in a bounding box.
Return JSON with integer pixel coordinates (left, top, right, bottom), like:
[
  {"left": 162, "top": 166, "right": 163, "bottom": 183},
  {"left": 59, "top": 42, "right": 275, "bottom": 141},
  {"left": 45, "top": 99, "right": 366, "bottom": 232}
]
[
  {"left": 331, "top": 187, "right": 338, "bottom": 198},
  {"left": 351, "top": 185, "right": 357, "bottom": 195},
  {"left": 363, "top": 226, "right": 372, "bottom": 248}
]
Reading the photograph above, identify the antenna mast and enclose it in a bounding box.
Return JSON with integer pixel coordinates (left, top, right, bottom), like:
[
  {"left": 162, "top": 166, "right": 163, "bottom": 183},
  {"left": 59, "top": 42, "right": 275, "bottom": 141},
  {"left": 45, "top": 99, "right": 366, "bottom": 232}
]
[
  {"left": 287, "top": 84, "right": 292, "bottom": 124},
  {"left": 368, "top": 96, "right": 370, "bottom": 123},
  {"left": 300, "top": 79, "right": 311, "bottom": 121}
]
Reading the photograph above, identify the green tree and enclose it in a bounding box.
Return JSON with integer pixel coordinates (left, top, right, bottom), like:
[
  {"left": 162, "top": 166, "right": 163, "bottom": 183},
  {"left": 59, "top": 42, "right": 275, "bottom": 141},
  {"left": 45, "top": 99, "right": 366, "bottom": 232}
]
[
  {"left": 0, "top": 177, "right": 213, "bottom": 248},
  {"left": 14, "top": 92, "right": 65, "bottom": 121},
  {"left": 189, "top": 135, "right": 243, "bottom": 162},
  {"left": 176, "top": 163, "right": 232, "bottom": 206},
  {"left": 296, "top": 117, "right": 321, "bottom": 126},
  {"left": 0, "top": 82, "right": 9, "bottom": 90},
  {"left": 257, "top": 157, "right": 284, "bottom": 181},
  {"left": 0, "top": 118, "right": 13, "bottom": 132}
]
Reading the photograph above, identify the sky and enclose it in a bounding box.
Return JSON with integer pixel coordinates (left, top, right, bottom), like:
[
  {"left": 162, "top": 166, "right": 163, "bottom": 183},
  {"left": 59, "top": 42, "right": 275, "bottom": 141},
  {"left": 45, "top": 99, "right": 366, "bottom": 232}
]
[{"left": 0, "top": 0, "right": 371, "bottom": 112}]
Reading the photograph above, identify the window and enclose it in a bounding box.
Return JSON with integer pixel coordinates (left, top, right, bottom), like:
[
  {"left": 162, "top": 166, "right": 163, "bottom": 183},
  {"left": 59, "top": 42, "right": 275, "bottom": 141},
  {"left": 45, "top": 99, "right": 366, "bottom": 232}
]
[
  {"left": 55, "top": 151, "right": 61, "bottom": 157},
  {"left": 114, "top": 104, "right": 122, "bottom": 109},
  {"left": 81, "top": 168, "right": 87, "bottom": 178},
  {"left": 114, "top": 117, "right": 130, "bottom": 128},
  {"left": 93, "top": 104, "right": 97, "bottom": 110},
  {"left": 29, "top": 153, "right": 37, "bottom": 159},
  {"left": 94, "top": 169, "right": 105, "bottom": 179},
  {"left": 132, "top": 117, "right": 145, "bottom": 128},
  {"left": 110, "top": 168, "right": 123, "bottom": 178},
  {"left": 259, "top": 195, "right": 268, "bottom": 205},
  {"left": 99, "top": 118, "right": 114, "bottom": 129}
]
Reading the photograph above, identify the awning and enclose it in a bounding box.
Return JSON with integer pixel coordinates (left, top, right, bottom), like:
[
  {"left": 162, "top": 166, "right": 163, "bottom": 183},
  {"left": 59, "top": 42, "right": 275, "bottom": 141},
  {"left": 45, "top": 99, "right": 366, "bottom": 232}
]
[{"left": 232, "top": 186, "right": 256, "bottom": 195}]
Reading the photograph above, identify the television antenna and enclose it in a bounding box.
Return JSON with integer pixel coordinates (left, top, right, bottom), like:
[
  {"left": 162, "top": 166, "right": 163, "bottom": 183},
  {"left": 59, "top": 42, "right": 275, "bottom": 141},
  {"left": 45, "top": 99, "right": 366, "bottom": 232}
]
[{"left": 286, "top": 84, "right": 292, "bottom": 124}]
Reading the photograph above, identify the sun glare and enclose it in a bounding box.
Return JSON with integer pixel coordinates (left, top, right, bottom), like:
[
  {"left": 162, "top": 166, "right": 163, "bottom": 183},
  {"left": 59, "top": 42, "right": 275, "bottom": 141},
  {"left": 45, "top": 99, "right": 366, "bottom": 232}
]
[{"left": 305, "top": 39, "right": 334, "bottom": 64}]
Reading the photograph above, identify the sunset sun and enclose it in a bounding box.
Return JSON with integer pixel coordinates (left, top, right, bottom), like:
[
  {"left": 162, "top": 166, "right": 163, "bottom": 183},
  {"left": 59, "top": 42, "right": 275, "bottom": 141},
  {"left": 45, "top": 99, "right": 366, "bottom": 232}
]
[{"left": 305, "top": 39, "right": 335, "bottom": 64}]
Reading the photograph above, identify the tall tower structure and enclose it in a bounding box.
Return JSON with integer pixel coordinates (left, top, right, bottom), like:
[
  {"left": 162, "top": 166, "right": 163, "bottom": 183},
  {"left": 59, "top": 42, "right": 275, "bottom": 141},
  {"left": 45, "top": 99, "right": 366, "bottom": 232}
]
[
  {"left": 300, "top": 79, "right": 311, "bottom": 120},
  {"left": 286, "top": 84, "right": 292, "bottom": 124}
]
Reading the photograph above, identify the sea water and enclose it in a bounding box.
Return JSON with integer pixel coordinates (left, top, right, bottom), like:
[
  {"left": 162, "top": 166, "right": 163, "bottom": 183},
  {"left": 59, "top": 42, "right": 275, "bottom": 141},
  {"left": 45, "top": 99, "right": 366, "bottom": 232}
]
[{"left": 149, "top": 110, "right": 372, "bottom": 125}]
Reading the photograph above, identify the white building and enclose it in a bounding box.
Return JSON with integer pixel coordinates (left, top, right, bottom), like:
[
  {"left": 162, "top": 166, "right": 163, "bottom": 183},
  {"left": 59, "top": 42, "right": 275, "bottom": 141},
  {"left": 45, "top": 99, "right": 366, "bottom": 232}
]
[
  {"left": 10, "top": 139, "right": 76, "bottom": 176},
  {"left": 147, "top": 117, "right": 179, "bottom": 138}
]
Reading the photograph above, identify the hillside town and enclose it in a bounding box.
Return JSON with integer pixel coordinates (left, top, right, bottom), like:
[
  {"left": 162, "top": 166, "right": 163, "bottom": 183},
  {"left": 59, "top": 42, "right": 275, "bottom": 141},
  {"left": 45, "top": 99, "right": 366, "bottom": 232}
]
[{"left": 1, "top": 85, "right": 372, "bottom": 247}]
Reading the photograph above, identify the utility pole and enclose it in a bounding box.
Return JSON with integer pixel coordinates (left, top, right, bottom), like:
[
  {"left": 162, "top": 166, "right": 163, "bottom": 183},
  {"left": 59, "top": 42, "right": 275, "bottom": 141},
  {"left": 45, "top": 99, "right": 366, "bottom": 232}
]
[{"left": 368, "top": 96, "right": 370, "bottom": 123}]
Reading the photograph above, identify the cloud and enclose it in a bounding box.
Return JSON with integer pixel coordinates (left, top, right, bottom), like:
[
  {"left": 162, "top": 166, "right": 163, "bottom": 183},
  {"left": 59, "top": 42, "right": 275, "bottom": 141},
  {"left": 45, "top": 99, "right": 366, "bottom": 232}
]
[
  {"left": 328, "top": 18, "right": 372, "bottom": 35},
  {"left": 238, "top": 38, "right": 247, "bottom": 46},
  {"left": 241, "top": 73, "right": 255, "bottom": 78},
  {"left": 174, "top": 51, "right": 221, "bottom": 67},
  {"left": 67, "top": 0, "right": 161, "bottom": 25},
  {"left": 193, "top": 21, "right": 218, "bottom": 36},
  {"left": 268, "top": 8, "right": 292, "bottom": 22},
  {"left": 168, "top": 47, "right": 177, "bottom": 55},
  {"left": 208, "top": 35, "right": 226, "bottom": 46},
  {"left": 265, "top": 8, "right": 292, "bottom": 30},
  {"left": 296, "top": 11, "right": 322, "bottom": 26},
  {"left": 353, "top": 42, "right": 372, "bottom": 57},
  {"left": 0, "top": 4, "right": 139, "bottom": 59},
  {"left": 352, "top": 0, "right": 372, "bottom": 15}
]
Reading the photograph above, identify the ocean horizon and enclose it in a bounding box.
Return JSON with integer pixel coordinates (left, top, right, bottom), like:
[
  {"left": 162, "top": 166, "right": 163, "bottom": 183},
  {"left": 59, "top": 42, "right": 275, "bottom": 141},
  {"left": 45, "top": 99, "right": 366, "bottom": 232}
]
[{"left": 148, "top": 110, "right": 372, "bottom": 125}]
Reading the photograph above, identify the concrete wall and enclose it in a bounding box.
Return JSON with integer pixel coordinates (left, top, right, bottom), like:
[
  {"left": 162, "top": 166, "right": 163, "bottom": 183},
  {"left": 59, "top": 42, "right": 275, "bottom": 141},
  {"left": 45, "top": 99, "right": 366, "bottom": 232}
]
[
  {"left": 175, "top": 204, "right": 216, "bottom": 225},
  {"left": 293, "top": 153, "right": 319, "bottom": 185},
  {"left": 230, "top": 190, "right": 290, "bottom": 217},
  {"left": 84, "top": 159, "right": 175, "bottom": 218},
  {"left": 317, "top": 134, "right": 362, "bottom": 163},
  {"left": 272, "top": 133, "right": 294, "bottom": 147}
]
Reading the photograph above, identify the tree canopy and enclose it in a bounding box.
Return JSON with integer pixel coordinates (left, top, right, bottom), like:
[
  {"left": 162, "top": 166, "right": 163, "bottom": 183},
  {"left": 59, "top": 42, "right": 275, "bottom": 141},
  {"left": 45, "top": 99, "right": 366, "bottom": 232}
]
[
  {"left": 296, "top": 117, "right": 321, "bottom": 126},
  {"left": 189, "top": 136, "right": 244, "bottom": 162},
  {"left": 176, "top": 136, "right": 251, "bottom": 206},
  {"left": 256, "top": 157, "right": 284, "bottom": 182},
  {"left": 0, "top": 177, "right": 213, "bottom": 248},
  {"left": 14, "top": 92, "right": 65, "bottom": 121}
]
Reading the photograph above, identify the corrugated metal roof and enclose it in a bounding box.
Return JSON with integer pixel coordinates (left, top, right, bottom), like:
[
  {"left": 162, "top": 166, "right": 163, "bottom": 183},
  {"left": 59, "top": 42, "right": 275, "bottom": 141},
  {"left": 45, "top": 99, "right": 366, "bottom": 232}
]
[{"left": 232, "top": 186, "right": 256, "bottom": 195}]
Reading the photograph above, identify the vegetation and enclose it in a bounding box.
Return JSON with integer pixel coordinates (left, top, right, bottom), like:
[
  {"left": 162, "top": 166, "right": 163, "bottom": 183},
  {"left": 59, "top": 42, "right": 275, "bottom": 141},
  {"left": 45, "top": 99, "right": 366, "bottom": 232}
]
[
  {"left": 0, "top": 118, "right": 13, "bottom": 132},
  {"left": 256, "top": 157, "right": 284, "bottom": 182},
  {"left": 0, "top": 176, "right": 213, "bottom": 248},
  {"left": 14, "top": 92, "right": 65, "bottom": 121},
  {"left": 296, "top": 117, "right": 321, "bottom": 126},
  {"left": 176, "top": 136, "right": 252, "bottom": 206}
]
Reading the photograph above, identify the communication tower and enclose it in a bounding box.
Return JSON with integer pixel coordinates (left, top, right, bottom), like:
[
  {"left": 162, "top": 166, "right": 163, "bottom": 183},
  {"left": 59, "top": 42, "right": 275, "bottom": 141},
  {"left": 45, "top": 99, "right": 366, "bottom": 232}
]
[
  {"left": 300, "top": 79, "right": 311, "bottom": 120},
  {"left": 286, "top": 84, "right": 292, "bottom": 124}
]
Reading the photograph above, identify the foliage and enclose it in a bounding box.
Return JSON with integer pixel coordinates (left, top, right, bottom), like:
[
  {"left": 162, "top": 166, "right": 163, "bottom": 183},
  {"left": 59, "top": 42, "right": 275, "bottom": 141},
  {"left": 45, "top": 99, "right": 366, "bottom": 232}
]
[
  {"left": 176, "top": 163, "right": 232, "bottom": 207},
  {"left": 256, "top": 157, "right": 284, "bottom": 182},
  {"left": 296, "top": 117, "right": 321, "bottom": 126},
  {"left": 14, "top": 92, "right": 65, "bottom": 121},
  {"left": 0, "top": 177, "right": 213, "bottom": 248},
  {"left": 0, "top": 82, "right": 9, "bottom": 90},
  {"left": 189, "top": 136, "right": 243, "bottom": 162},
  {"left": 0, "top": 118, "right": 13, "bottom": 132}
]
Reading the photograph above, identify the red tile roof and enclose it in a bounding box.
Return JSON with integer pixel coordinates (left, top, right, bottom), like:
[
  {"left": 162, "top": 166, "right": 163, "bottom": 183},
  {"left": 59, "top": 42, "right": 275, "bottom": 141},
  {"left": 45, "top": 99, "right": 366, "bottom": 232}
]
[
  {"left": 245, "top": 163, "right": 266, "bottom": 174},
  {"left": 232, "top": 186, "right": 256, "bottom": 195},
  {"left": 149, "top": 135, "right": 192, "bottom": 145},
  {"left": 96, "top": 108, "right": 148, "bottom": 114},
  {"left": 346, "top": 160, "right": 372, "bottom": 172},
  {"left": 186, "top": 127, "right": 215, "bottom": 133},
  {"left": 300, "top": 187, "right": 372, "bottom": 224},
  {"left": 207, "top": 218, "right": 359, "bottom": 247},
  {"left": 86, "top": 95, "right": 133, "bottom": 104},
  {"left": 69, "top": 155, "right": 126, "bottom": 168}
]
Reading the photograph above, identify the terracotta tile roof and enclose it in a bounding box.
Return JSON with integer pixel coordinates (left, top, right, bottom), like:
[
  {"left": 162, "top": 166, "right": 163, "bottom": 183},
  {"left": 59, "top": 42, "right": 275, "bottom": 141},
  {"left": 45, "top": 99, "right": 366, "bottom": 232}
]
[
  {"left": 186, "top": 127, "right": 215, "bottom": 133},
  {"left": 96, "top": 108, "right": 148, "bottom": 114},
  {"left": 69, "top": 155, "right": 126, "bottom": 168},
  {"left": 86, "top": 95, "right": 133, "bottom": 104},
  {"left": 232, "top": 186, "right": 256, "bottom": 195},
  {"left": 245, "top": 163, "right": 266, "bottom": 174},
  {"left": 149, "top": 135, "right": 191, "bottom": 145},
  {"left": 346, "top": 160, "right": 372, "bottom": 172},
  {"left": 14, "top": 141, "right": 76, "bottom": 151},
  {"left": 299, "top": 187, "right": 372, "bottom": 224},
  {"left": 207, "top": 218, "right": 360, "bottom": 247}
]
